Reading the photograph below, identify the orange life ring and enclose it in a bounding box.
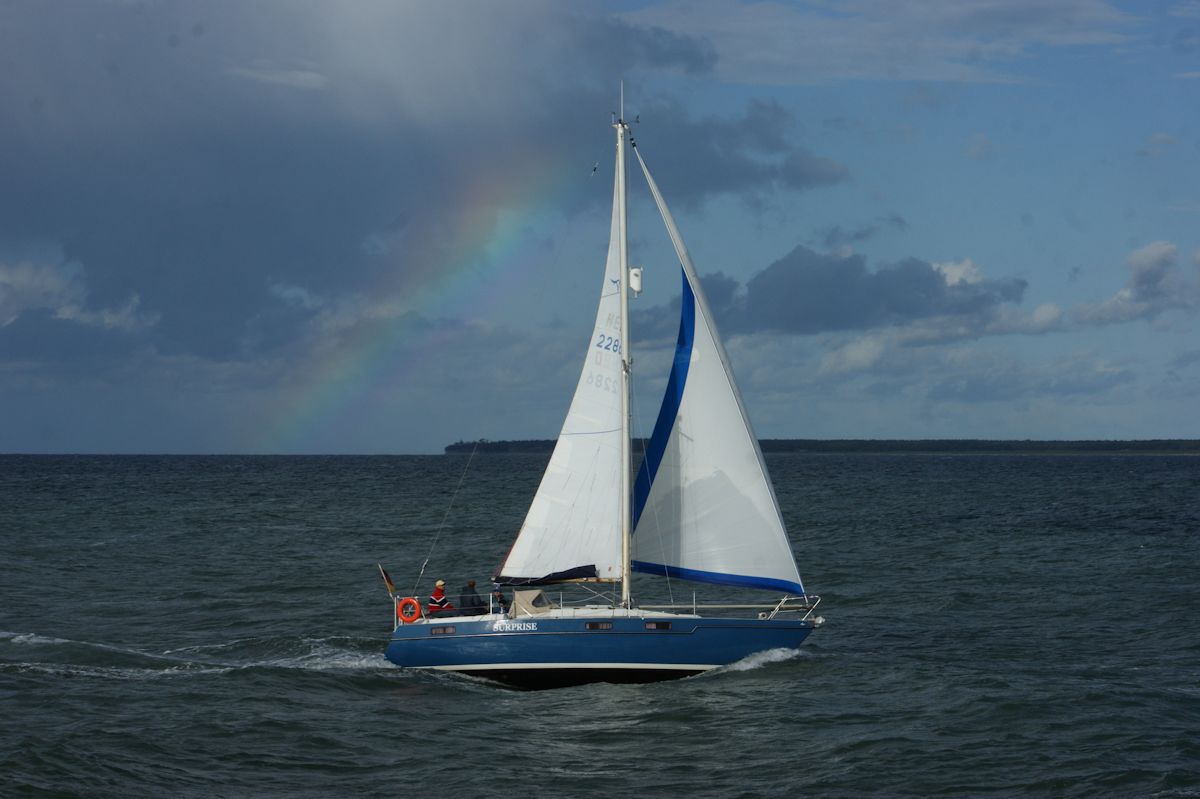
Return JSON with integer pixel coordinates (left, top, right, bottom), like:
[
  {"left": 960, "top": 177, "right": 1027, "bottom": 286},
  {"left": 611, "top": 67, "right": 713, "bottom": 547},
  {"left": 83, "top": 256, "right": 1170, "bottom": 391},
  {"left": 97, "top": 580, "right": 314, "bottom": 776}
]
[{"left": 397, "top": 597, "right": 422, "bottom": 624}]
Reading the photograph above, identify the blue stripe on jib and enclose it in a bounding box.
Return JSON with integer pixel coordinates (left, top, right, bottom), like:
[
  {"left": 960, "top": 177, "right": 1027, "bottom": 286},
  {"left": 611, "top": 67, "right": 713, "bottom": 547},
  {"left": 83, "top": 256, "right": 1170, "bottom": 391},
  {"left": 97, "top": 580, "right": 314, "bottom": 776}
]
[
  {"left": 632, "top": 269, "right": 695, "bottom": 530},
  {"left": 631, "top": 560, "right": 806, "bottom": 595}
]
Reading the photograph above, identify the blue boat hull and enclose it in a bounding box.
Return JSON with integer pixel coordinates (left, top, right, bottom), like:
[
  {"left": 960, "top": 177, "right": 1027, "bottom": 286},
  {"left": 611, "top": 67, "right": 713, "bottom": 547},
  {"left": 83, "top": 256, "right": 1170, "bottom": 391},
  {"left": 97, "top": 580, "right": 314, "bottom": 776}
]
[{"left": 385, "top": 614, "right": 815, "bottom": 689}]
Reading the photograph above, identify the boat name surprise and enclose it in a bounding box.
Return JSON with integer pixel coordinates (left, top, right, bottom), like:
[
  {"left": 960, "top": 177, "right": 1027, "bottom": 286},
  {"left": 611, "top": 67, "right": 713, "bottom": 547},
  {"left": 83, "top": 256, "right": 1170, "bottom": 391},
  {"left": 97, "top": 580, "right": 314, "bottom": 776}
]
[{"left": 491, "top": 621, "right": 538, "bottom": 632}]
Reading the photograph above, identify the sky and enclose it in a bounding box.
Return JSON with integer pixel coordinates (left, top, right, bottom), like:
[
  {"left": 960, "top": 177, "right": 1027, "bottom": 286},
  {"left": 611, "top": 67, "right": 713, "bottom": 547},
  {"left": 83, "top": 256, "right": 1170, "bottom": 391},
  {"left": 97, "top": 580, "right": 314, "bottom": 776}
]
[{"left": 2, "top": 0, "right": 1199, "bottom": 454}]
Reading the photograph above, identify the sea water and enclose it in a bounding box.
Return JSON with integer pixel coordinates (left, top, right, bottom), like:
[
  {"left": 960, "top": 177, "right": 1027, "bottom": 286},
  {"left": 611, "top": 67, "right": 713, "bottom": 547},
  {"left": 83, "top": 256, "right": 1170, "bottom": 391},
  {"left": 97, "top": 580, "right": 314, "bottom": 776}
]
[{"left": 2, "top": 454, "right": 1198, "bottom": 797}]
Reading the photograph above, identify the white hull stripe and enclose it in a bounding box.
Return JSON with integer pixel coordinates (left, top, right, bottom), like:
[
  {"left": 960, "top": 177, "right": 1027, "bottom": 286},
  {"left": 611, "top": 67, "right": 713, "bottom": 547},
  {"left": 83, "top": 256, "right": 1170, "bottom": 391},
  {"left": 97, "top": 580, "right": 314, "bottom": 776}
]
[{"left": 429, "top": 662, "right": 718, "bottom": 672}]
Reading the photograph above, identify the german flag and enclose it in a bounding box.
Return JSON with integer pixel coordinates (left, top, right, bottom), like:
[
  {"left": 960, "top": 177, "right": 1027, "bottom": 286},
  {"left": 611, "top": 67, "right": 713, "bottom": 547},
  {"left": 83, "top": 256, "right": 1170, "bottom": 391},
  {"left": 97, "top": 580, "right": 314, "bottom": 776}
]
[{"left": 377, "top": 563, "right": 396, "bottom": 594}]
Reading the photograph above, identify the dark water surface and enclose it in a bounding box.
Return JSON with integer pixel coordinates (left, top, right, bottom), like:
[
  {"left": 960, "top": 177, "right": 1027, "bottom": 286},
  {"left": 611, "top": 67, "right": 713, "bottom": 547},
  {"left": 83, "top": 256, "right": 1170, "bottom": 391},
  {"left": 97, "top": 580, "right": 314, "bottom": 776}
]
[{"left": 2, "top": 454, "right": 1198, "bottom": 797}]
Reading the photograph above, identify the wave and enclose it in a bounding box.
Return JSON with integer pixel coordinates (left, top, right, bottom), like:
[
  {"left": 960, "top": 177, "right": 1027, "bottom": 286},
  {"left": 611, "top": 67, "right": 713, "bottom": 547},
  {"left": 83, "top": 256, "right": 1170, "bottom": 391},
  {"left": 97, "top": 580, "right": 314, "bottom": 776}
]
[
  {"left": 253, "top": 638, "right": 390, "bottom": 671},
  {"left": 717, "top": 647, "right": 806, "bottom": 673},
  {"left": 1, "top": 629, "right": 390, "bottom": 681},
  {"left": 1, "top": 631, "right": 73, "bottom": 646}
]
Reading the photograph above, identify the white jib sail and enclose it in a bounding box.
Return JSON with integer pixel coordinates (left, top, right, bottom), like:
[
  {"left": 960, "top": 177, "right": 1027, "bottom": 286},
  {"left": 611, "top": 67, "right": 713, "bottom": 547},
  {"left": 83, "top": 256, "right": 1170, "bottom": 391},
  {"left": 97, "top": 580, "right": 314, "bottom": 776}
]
[
  {"left": 630, "top": 146, "right": 806, "bottom": 595},
  {"left": 496, "top": 167, "right": 626, "bottom": 584}
]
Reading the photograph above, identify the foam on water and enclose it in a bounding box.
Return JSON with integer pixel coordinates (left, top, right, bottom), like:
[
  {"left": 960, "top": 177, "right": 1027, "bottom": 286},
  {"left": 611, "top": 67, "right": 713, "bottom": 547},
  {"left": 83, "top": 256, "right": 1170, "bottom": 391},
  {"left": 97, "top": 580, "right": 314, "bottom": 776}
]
[
  {"left": 4, "top": 661, "right": 236, "bottom": 681},
  {"left": 1, "top": 630, "right": 73, "bottom": 646},
  {"left": 719, "top": 646, "right": 806, "bottom": 673},
  {"left": 253, "top": 638, "right": 390, "bottom": 671},
  {"left": 2, "top": 627, "right": 389, "bottom": 681}
]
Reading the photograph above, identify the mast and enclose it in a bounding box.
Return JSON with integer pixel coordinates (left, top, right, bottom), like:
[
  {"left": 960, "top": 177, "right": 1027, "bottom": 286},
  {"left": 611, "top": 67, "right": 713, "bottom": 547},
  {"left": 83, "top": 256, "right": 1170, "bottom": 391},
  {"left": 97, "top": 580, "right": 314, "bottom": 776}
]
[{"left": 615, "top": 100, "right": 633, "bottom": 608}]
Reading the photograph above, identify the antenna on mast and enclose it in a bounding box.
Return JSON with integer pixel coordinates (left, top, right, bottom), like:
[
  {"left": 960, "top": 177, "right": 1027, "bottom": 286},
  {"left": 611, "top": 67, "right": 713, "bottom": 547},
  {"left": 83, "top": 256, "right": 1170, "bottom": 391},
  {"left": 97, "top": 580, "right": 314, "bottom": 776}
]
[{"left": 620, "top": 79, "right": 624, "bottom": 123}]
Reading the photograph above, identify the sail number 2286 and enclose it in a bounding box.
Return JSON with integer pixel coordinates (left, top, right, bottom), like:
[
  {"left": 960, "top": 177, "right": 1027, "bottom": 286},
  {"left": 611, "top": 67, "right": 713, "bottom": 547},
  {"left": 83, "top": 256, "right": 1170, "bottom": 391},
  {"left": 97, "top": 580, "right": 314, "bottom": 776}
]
[{"left": 595, "top": 334, "right": 621, "bottom": 353}]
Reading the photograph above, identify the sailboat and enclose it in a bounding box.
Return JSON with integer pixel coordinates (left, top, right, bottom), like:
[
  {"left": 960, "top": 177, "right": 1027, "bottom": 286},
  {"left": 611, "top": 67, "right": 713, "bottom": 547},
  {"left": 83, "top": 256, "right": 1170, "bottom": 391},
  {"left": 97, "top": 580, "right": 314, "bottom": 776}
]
[{"left": 385, "top": 103, "right": 822, "bottom": 689}]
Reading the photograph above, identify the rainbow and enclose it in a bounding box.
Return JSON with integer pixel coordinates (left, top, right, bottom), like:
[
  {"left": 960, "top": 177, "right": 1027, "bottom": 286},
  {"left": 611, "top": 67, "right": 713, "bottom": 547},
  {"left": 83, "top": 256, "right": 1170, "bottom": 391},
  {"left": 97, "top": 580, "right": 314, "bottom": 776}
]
[{"left": 255, "top": 150, "right": 589, "bottom": 453}]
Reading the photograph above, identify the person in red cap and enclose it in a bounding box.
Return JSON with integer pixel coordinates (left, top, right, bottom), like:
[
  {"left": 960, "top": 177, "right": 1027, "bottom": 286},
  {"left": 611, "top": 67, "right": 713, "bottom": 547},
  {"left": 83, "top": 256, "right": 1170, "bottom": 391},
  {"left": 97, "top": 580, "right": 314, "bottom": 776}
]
[{"left": 427, "top": 579, "right": 455, "bottom": 615}]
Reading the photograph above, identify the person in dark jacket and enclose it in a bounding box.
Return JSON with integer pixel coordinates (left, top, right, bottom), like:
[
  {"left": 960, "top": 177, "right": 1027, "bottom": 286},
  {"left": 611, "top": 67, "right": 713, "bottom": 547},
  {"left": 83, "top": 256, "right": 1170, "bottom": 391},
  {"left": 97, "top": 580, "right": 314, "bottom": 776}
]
[
  {"left": 490, "top": 584, "right": 509, "bottom": 615},
  {"left": 458, "top": 580, "right": 486, "bottom": 616}
]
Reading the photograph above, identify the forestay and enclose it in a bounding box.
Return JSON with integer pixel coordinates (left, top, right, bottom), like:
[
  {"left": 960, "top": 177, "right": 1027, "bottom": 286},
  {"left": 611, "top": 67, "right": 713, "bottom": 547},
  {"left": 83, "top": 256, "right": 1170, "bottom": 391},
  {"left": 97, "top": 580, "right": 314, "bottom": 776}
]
[
  {"left": 630, "top": 147, "right": 806, "bottom": 596},
  {"left": 496, "top": 169, "right": 627, "bottom": 585}
]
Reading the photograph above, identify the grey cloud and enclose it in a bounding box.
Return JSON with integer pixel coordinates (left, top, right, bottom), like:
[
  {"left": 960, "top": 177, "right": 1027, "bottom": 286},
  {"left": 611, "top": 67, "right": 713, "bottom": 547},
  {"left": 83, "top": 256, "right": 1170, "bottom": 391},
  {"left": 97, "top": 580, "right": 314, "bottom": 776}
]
[
  {"left": 633, "top": 245, "right": 1028, "bottom": 339},
  {"left": 571, "top": 14, "right": 717, "bottom": 76},
  {"left": 624, "top": 0, "right": 1136, "bottom": 85},
  {"left": 0, "top": 308, "right": 590, "bottom": 452},
  {"left": 1172, "top": 26, "right": 1200, "bottom": 54},
  {"left": 740, "top": 328, "right": 1134, "bottom": 412},
  {"left": 928, "top": 357, "right": 1135, "bottom": 402},
  {"left": 924, "top": 0, "right": 1132, "bottom": 45},
  {"left": 226, "top": 64, "right": 331, "bottom": 91},
  {"left": 0, "top": 1, "right": 767, "bottom": 372},
  {"left": 626, "top": 99, "right": 848, "bottom": 210},
  {"left": 1074, "top": 241, "right": 1200, "bottom": 324},
  {"left": 1137, "top": 132, "right": 1177, "bottom": 157},
  {"left": 778, "top": 149, "right": 850, "bottom": 189},
  {"left": 0, "top": 310, "right": 149, "bottom": 367},
  {"left": 1169, "top": 349, "right": 1200, "bottom": 369},
  {"left": 1063, "top": 208, "right": 1092, "bottom": 233},
  {"left": 817, "top": 214, "right": 908, "bottom": 250},
  {"left": 901, "top": 84, "right": 960, "bottom": 110},
  {"left": 739, "top": 247, "right": 1025, "bottom": 334},
  {"left": 631, "top": 272, "right": 740, "bottom": 344},
  {"left": 966, "top": 132, "right": 996, "bottom": 159},
  {"left": 0, "top": 258, "right": 157, "bottom": 334}
]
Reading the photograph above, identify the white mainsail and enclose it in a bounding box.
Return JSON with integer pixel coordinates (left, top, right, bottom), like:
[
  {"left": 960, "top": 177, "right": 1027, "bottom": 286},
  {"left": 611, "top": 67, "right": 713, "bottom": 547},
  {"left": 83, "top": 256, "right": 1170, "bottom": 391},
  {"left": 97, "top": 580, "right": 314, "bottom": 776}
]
[
  {"left": 495, "top": 167, "right": 627, "bottom": 584},
  {"left": 630, "top": 146, "right": 806, "bottom": 595}
]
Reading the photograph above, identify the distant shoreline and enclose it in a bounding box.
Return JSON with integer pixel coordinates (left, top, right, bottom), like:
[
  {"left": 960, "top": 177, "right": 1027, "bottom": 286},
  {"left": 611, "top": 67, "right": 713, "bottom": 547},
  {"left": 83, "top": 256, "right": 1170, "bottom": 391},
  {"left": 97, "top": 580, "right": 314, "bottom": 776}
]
[{"left": 445, "top": 438, "right": 1200, "bottom": 455}]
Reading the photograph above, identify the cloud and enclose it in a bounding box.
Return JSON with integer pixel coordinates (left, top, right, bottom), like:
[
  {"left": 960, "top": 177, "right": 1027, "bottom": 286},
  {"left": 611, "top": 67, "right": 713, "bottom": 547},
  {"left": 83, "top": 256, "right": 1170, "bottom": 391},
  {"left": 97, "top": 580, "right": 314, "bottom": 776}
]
[
  {"left": 0, "top": 259, "right": 157, "bottom": 331},
  {"left": 1075, "top": 241, "right": 1200, "bottom": 324},
  {"left": 5, "top": 1, "right": 1185, "bottom": 452},
  {"left": 1169, "top": 349, "right": 1200, "bottom": 369},
  {"left": 0, "top": 1, "right": 808, "bottom": 369},
  {"left": 966, "top": 132, "right": 997, "bottom": 159},
  {"left": 816, "top": 214, "right": 908, "bottom": 251},
  {"left": 1173, "top": 25, "right": 1200, "bottom": 53},
  {"left": 268, "top": 283, "right": 323, "bottom": 311},
  {"left": 633, "top": 245, "right": 1038, "bottom": 346},
  {"left": 1062, "top": 207, "right": 1091, "bottom": 233},
  {"left": 1171, "top": 2, "right": 1200, "bottom": 19},
  {"left": 627, "top": 98, "right": 849, "bottom": 209},
  {"left": 814, "top": 299, "right": 1062, "bottom": 376},
  {"left": 933, "top": 257, "right": 983, "bottom": 286},
  {"left": 927, "top": 352, "right": 1135, "bottom": 402},
  {"left": 227, "top": 63, "right": 331, "bottom": 91},
  {"left": 0, "top": 261, "right": 84, "bottom": 327},
  {"left": 1137, "top": 132, "right": 1177, "bottom": 156},
  {"left": 737, "top": 246, "right": 1027, "bottom": 334},
  {"left": 736, "top": 328, "right": 1133, "bottom": 416},
  {"left": 820, "top": 335, "right": 887, "bottom": 375},
  {"left": 0, "top": 0, "right": 863, "bottom": 454},
  {"left": 623, "top": 0, "right": 1138, "bottom": 84},
  {"left": 1024, "top": 302, "right": 1065, "bottom": 331},
  {"left": 901, "top": 84, "right": 960, "bottom": 110}
]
